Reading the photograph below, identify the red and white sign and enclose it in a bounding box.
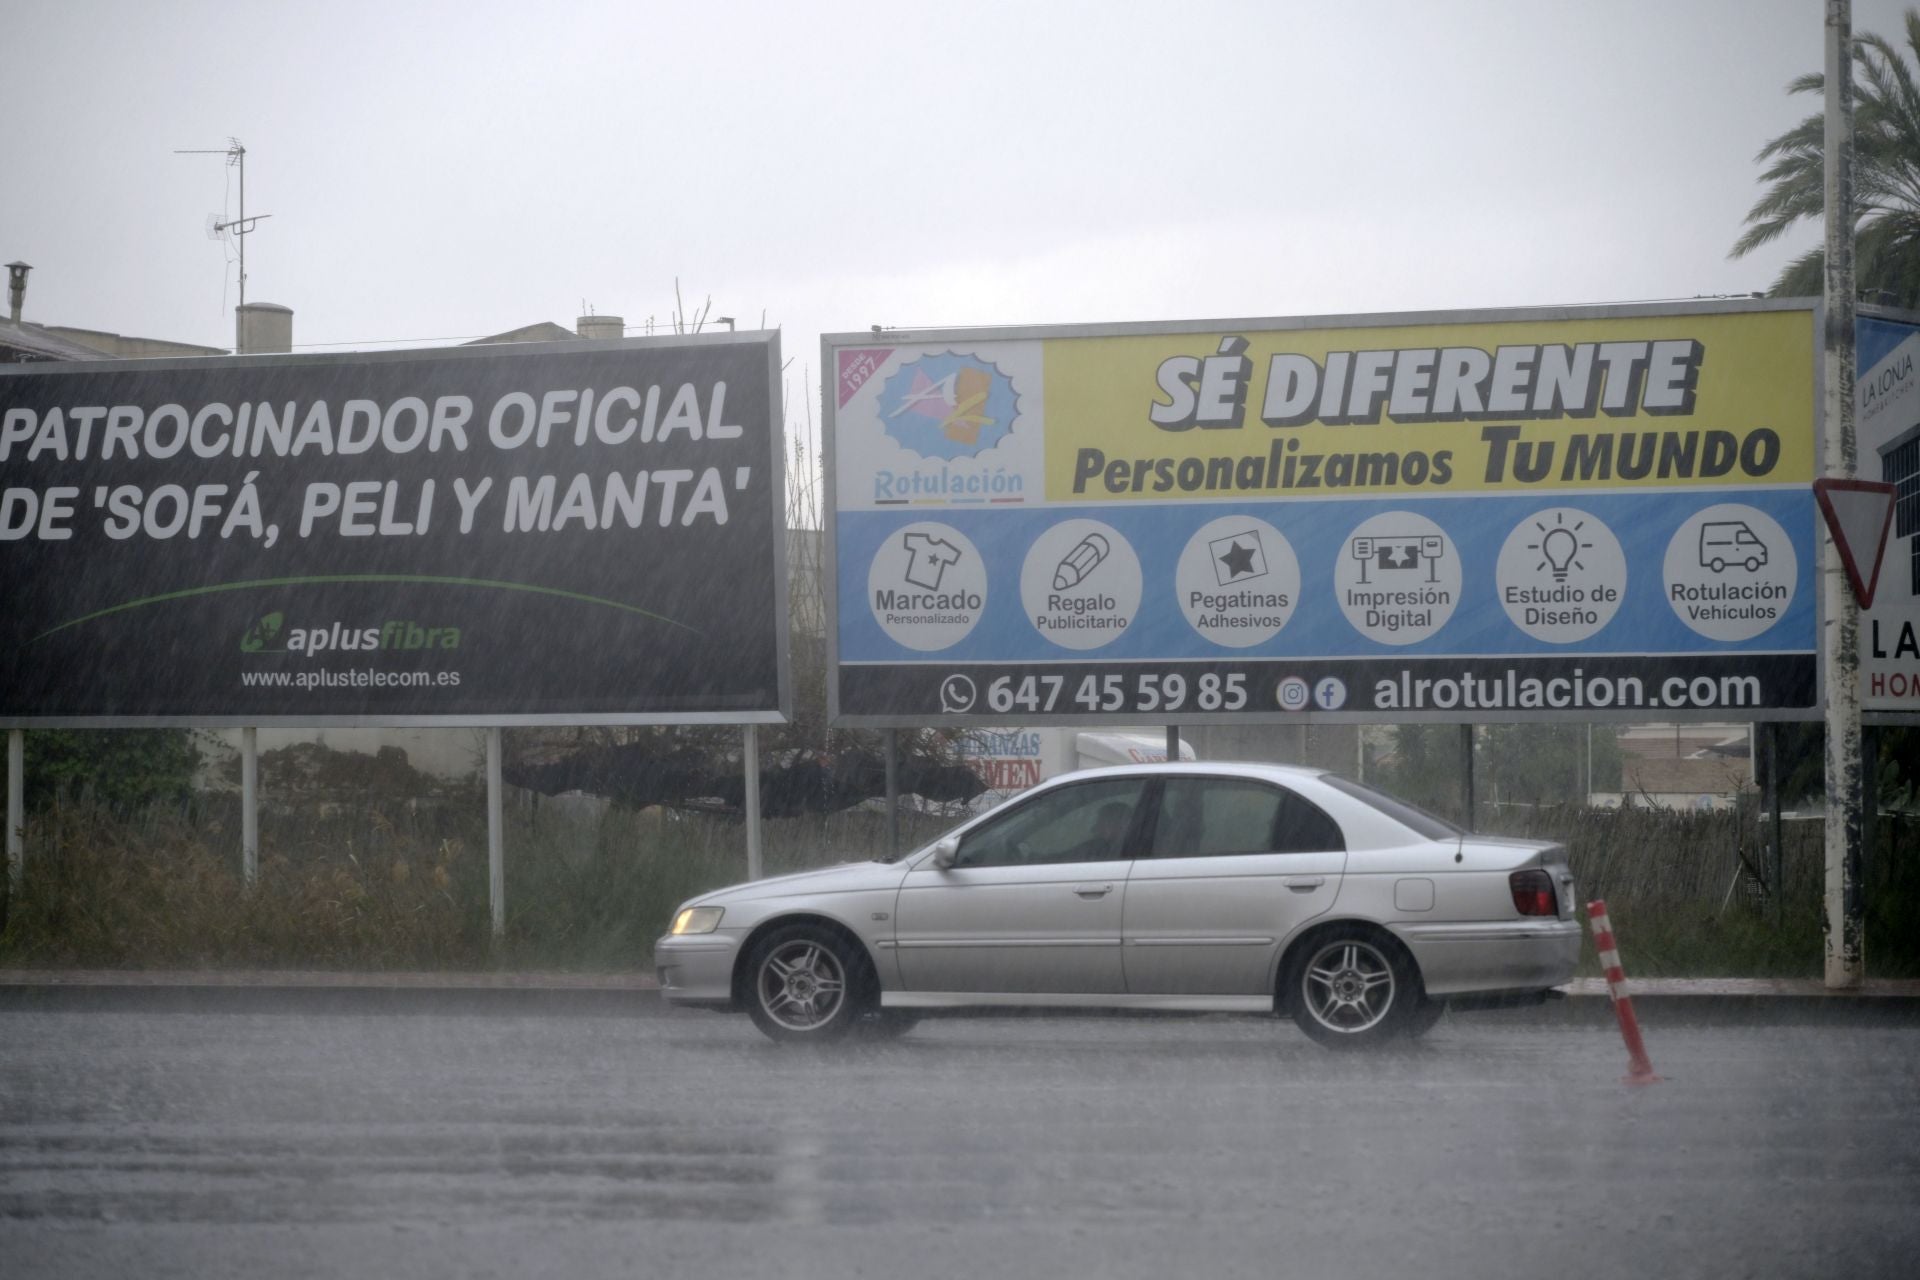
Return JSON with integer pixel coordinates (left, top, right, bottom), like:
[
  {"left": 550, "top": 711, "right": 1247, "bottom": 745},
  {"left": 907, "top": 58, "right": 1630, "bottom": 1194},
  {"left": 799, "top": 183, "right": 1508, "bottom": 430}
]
[{"left": 1812, "top": 477, "right": 1896, "bottom": 608}]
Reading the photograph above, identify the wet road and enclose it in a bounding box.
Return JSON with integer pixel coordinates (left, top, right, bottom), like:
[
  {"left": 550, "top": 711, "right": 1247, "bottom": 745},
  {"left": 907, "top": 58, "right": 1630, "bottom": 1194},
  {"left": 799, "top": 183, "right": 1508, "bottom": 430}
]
[{"left": 2, "top": 1008, "right": 1916, "bottom": 1279}]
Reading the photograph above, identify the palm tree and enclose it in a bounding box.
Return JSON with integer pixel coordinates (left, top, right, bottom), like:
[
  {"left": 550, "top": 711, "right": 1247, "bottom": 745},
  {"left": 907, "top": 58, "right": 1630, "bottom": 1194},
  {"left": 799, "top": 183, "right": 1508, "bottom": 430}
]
[{"left": 1733, "top": 10, "right": 1920, "bottom": 303}]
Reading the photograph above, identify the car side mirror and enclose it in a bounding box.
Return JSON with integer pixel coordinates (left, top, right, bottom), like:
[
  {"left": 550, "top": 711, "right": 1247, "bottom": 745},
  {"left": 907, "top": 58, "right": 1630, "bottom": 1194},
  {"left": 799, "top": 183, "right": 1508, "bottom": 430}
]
[{"left": 930, "top": 836, "right": 961, "bottom": 870}]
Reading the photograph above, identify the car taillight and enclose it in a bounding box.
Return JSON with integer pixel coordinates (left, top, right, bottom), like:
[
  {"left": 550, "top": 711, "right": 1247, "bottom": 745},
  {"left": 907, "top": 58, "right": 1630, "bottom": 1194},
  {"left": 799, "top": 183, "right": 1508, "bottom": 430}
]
[{"left": 1509, "top": 869, "right": 1557, "bottom": 916}]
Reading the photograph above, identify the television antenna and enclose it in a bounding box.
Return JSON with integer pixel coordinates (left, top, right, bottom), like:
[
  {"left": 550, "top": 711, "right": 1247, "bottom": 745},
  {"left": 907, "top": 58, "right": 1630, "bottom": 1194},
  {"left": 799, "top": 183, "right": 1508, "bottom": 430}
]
[{"left": 176, "top": 138, "right": 271, "bottom": 350}]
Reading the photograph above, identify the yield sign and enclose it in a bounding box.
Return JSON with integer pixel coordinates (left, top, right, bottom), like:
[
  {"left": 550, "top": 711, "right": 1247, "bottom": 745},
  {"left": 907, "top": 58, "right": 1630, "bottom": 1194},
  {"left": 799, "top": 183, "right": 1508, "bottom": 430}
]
[{"left": 1813, "top": 477, "right": 1897, "bottom": 608}]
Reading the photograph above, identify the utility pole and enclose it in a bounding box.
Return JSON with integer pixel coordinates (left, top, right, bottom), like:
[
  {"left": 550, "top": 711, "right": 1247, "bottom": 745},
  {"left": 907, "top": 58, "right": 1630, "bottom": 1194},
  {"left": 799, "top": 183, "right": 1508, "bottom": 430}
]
[
  {"left": 1823, "top": 0, "right": 1866, "bottom": 987},
  {"left": 176, "top": 139, "right": 271, "bottom": 352}
]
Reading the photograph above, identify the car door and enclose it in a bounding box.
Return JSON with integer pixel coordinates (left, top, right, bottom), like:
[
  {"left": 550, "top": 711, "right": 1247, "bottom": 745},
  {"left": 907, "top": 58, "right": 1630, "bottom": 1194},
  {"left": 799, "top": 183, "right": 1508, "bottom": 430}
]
[
  {"left": 1121, "top": 776, "right": 1347, "bottom": 995},
  {"left": 892, "top": 778, "right": 1147, "bottom": 994}
]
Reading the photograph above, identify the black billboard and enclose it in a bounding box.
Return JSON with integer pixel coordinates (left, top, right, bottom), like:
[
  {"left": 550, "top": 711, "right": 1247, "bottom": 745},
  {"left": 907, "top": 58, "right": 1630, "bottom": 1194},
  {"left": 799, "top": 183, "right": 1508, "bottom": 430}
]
[{"left": 0, "top": 334, "right": 789, "bottom": 725}]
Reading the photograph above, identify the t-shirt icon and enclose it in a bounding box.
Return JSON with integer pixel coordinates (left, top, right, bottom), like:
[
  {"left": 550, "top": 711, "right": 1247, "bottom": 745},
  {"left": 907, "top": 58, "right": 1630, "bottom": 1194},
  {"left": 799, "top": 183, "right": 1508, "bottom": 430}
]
[{"left": 902, "top": 532, "right": 964, "bottom": 590}]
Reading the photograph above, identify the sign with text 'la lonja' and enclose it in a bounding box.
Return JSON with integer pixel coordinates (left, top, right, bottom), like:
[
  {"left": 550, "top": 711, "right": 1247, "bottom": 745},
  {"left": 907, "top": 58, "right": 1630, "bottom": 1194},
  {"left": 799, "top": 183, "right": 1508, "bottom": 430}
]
[
  {"left": 1857, "top": 309, "right": 1920, "bottom": 721},
  {"left": 0, "top": 334, "right": 789, "bottom": 725},
  {"left": 825, "top": 302, "right": 1818, "bottom": 725}
]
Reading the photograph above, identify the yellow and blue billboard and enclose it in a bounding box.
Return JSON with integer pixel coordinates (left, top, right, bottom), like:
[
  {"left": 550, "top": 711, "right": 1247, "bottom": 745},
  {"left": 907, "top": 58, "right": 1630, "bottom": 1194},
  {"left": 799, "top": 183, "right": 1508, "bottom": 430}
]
[{"left": 826, "top": 302, "right": 1819, "bottom": 724}]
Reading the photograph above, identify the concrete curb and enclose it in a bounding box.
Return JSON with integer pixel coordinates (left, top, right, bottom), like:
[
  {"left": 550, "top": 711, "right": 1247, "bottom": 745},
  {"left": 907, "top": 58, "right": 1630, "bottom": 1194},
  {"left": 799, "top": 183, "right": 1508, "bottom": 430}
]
[
  {"left": 0, "top": 968, "right": 661, "bottom": 991},
  {"left": 1459, "top": 977, "right": 1920, "bottom": 1027},
  {"left": 3, "top": 970, "right": 1917, "bottom": 1023},
  {"left": 0, "top": 969, "right": 663, "bottom": 1017}
]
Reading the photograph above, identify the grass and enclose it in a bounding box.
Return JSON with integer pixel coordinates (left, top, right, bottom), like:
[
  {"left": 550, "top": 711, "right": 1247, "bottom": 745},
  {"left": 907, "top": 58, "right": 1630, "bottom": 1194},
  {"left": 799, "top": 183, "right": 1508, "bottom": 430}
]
[
  {"left": 1, "top": 789, "right": 1911, "bottom": 978},
  {"left": 0, "top": 788, "right": 953, "bottom": 973},
  {"left": 1478, "top": 803, "right": 1915, "bottom": 978}
]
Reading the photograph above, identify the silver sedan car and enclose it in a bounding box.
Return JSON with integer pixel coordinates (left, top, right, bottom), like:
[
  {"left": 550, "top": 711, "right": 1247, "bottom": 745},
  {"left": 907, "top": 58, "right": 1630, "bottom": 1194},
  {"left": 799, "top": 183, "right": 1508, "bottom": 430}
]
[{"left": 656, "top": 762, "right": 1581, "bottom": 1049}]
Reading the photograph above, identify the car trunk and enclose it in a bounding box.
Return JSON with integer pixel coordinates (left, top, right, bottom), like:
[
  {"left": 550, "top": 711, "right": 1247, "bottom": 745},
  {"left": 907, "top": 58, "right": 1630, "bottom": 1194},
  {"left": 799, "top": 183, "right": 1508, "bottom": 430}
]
[{"left": 1458, "top": 836, "right": 1575, "bottom": 918}]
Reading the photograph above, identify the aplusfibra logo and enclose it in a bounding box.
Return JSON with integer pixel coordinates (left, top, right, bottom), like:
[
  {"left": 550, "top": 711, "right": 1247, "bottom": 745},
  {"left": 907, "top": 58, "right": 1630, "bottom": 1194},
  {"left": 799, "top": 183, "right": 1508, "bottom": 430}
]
[
  {"left": 240, "top": 612, "right": 462, "bottom": 656},
  {"left": 239, "top": 611, "right": 285, "bottom": 653},
  {"left": 877, "top": 352, "right": 1020, "bottom": 461}
]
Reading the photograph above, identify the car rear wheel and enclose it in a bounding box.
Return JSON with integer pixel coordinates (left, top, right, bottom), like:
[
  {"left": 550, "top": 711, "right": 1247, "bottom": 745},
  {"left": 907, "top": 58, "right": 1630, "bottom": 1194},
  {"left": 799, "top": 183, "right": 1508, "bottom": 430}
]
[
  {"left": 744, "top": 925, "right": 861, "bottom": 1044},
  {"left": 1404, "top": 995, "right": 1447, "bottom": 1039},
  {"left": 1286, "top": 926, "right": 1421, "bottom": 1050}
]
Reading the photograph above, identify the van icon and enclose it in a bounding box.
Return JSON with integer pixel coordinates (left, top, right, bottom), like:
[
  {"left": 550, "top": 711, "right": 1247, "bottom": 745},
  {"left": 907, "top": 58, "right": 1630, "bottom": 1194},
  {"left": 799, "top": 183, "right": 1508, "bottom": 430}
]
[{"left": 1699, "top": 521, "right": 1768, "bottom": 573}]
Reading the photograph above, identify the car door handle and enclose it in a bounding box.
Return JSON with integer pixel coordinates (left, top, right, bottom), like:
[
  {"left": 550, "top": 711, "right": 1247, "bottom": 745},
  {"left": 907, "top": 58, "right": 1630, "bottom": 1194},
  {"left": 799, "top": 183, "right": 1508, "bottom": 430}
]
[
  {"left": 1281, "top": 875, "right": 1326, "bottom": 890},
  {"left": 1072, "top": 883, "right": 1114, "bottom": 898}
]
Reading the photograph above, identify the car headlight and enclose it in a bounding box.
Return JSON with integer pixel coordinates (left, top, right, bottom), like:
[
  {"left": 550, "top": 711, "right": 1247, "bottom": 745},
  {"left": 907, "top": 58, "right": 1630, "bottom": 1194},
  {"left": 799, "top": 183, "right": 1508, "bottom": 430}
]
[{"left": 670, "top": 906, "right": 725, "bottom": 935}]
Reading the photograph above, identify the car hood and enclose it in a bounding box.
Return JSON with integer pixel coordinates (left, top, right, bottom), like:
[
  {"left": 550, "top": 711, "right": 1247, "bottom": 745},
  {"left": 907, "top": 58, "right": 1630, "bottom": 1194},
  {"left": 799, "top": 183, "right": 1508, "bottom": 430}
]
[{"left": 692, "top": 859, "right": 907, "bottom": 906}]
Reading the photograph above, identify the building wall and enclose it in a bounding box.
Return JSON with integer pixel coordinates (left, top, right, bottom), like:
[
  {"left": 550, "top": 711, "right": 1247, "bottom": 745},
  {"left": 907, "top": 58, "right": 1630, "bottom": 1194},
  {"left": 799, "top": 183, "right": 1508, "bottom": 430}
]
[{"left": 39, "top": 326, "right": 226, "bottom": 360}]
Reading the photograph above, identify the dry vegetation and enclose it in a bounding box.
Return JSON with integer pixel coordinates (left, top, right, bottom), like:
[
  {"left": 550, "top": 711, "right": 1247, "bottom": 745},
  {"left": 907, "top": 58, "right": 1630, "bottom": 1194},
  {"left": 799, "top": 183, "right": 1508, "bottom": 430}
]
[
  {"left": 6, "top": 726, "right": 1914, "bottom": 977},
  {"left": 1479, "top": 804, "right": 1838, "bottom": 977},
  {"left": 0, "top": 789, "right": 955, "bottom": 973}
]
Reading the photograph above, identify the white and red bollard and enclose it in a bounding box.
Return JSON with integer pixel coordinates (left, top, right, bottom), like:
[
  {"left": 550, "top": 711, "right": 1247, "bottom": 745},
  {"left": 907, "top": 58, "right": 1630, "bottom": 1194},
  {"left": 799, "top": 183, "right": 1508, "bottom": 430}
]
[{"left": 1587, "top": 900, "right": 1661, "bottom": 1086}]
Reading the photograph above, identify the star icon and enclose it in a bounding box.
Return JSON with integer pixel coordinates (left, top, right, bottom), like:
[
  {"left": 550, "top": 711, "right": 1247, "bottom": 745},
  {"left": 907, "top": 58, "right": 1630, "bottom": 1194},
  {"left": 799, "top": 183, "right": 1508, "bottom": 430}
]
[{"left": 1218, "top": 540, "right": 1258, "bottom": 579}]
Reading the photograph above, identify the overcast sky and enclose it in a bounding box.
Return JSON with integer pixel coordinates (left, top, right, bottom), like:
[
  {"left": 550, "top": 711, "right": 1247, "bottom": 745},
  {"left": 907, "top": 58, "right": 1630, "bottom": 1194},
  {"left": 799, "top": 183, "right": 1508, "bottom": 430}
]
[{"left": 11, "top": 0, "right": 1911, "bottom": 415}]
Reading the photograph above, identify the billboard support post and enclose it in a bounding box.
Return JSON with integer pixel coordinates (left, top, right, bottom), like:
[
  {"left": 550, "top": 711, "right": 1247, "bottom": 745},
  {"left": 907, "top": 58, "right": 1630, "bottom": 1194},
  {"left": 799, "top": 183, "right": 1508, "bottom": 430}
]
[
  {"left": 1461, "top": 725, "right": 1476, "bottom": 829},
  {"left": 883, "top": 729, "right": 899, "bottom": 858},
  {"left": 1585, "top": 724, "right": 1594, "bottom": 804},
  {"left": 486, "top": 727, "right": 504, "bottom": 943},
  {"left": 1767, "top": 722, "right": 1784, "bottom": 925},
  {"left": 1824, "top": 0, "right": 1866, "bottom": 987},
  {"left": 240, "top": 728, "right": 258, "bottom": 888},
  {"left": 6, "top": 729, "right": 21, "bottom": 902},
  {"left": 1166, "top": 726, "right": 1180, "bottom": 762},
  {"left": 745, "top": 725, "right": 763, "bottom": 882}
]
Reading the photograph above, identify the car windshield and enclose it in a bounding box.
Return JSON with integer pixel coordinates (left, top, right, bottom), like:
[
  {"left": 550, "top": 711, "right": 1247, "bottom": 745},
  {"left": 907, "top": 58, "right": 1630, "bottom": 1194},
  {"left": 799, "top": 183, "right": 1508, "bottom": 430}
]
[{"left": 1319, "top": 774, "right": 1464, "bottom": 840}]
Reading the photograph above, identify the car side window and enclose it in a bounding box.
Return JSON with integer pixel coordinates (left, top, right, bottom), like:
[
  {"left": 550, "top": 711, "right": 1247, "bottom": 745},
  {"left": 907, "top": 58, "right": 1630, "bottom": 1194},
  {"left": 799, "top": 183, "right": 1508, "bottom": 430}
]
[
  {"left": 1271, "top": 786, "right": 1344, "bottom": 853},
  {"left": 1148, "top": 778, "right": 1345, "bottom": 858},
  {"left": 952, "top": 779, "right": 1145, "bottom": 868}
]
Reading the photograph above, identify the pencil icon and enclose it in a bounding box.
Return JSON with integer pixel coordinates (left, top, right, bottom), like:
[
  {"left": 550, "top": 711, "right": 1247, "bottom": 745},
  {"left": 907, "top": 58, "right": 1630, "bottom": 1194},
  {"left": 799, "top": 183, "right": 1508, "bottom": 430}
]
[{"left": 1053, "top": 533, "right": 1110, "bottom": 590}]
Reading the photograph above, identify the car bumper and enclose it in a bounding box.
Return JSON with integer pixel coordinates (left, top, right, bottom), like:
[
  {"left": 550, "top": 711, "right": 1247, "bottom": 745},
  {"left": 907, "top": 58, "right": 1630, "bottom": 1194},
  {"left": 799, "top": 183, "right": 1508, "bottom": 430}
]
[
  {"left": 654, "top": 931, "right": 744, "bottom": 1008},
  {"left": 1394, "top": 917, "right": 1583, "bottom": 998}
]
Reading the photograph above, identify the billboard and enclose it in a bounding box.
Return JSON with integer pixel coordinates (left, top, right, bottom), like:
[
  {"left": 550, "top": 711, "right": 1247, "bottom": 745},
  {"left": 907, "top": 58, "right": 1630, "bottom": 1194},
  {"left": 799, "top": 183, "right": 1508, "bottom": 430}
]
[
  {"left": 1858, "top": 310, "right": 1920, "bottom": 720},
  {"left": 825, "top": 302, "right": 1819, "bottom": 725},
  {"left": 0, "top": 334, "right": 789, "bottom": 725}
]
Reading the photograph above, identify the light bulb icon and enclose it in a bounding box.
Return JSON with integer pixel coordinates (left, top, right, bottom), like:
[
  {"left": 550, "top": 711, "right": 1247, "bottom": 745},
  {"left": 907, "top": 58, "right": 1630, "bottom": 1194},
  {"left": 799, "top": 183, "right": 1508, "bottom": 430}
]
[
  {"left": 1540, "top": 526, "right": 1580, "bottom": 580},
  {"left": 1503, "top": 509, "right": 1622, "bottom": 643},
  {"left": 1528, "top": 512, "right": 1591, "bottom": 581}
]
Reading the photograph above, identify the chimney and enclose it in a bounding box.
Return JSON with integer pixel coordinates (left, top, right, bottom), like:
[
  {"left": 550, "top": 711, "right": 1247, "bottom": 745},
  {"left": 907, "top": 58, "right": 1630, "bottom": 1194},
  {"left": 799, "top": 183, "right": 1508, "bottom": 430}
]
[
  {"left": 236, "top": 301, "right": 293, "bottom": 354},
  {"left": 576, "top": 313, "right": 624, "bottom": 341},
  {"left": 5, "top": 261, "right": 29, "bottom": 324}
]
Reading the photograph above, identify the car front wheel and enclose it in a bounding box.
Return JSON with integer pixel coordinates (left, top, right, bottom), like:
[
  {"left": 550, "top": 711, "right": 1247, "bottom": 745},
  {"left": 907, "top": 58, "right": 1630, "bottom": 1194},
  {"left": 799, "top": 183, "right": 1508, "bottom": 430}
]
[
  {"left": 1286, "top": 927, "right": 1421, "bottom": 1050},
  {"left": 744, "top": 925, "right": 861, "bottom": 1044},
  {"left": 851, "top": 1009, "right": 921, "bottom": 1041}
]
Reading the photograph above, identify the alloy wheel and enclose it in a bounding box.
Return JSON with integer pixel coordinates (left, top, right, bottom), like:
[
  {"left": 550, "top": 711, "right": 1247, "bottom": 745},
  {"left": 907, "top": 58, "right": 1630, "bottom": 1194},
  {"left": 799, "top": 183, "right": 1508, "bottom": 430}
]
[
  {"left": 756, "top": 939, "right": 848, "bottom": 1031},
  {"left": 1301, "top": 939, "right": 1397, "bottom": 1034}
]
